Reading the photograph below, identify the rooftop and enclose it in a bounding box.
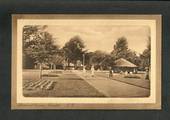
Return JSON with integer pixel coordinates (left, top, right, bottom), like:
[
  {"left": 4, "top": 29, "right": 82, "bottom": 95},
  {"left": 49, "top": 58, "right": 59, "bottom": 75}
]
[{"left": 114, "top": 58, "right": 138, "bottom": 68}]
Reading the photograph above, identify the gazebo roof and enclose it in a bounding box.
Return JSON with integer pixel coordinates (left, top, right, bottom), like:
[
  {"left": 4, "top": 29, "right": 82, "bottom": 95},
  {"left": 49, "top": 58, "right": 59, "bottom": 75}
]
[{"left": 114, "top": 58, "right": 137, "bottom": 68}]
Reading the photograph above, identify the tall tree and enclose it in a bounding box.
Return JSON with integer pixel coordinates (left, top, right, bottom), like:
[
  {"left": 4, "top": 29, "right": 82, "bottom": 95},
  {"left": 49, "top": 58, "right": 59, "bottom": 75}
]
[
  {"left": 23, "top": 25, "right": 40, "bottom": 68},
  {"left": 140, "top": 36, "right": 151, "bottom": 69},
  {"left": 63, "top": 35, "right": 85, "bottom": 66},
  {"left": 111, "top": 36, "right": 129, "bottom": 59},
  {"left": 111, "top": 36, "right": 141, "bottom": 67},
  {"left": 23, "top": 25, "right": 59, "bottom": 79}
]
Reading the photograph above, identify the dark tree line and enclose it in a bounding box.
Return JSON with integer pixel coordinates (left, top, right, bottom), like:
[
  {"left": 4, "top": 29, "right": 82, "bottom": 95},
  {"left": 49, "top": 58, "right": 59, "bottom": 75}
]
[{"left": 23, "top": 25, "right": 150, "bottom": 74}]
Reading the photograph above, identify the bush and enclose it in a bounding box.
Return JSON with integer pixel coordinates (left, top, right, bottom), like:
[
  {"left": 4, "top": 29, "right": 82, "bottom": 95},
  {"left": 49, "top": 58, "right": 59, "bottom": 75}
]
[
  {"left": 124, "top": 74, "right": 141, "bottom": 79},
  {"left": 42, "top": 74, "right": 59, "bottom": 77}
]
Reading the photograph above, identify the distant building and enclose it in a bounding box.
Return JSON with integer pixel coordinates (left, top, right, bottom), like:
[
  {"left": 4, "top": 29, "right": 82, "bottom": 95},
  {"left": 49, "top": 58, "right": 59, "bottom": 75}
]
[
  {"left": 112, "top": 58, "right": 138, "bottom": 73},
  {"left": 53, "top": 56, "right": 65, "bottom": 69}
]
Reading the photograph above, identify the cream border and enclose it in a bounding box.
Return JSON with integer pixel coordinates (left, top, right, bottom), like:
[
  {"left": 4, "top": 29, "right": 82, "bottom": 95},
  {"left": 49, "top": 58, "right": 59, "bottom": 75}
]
[{"left": 11, "top": 14, "right": 162, "bottom": 109}]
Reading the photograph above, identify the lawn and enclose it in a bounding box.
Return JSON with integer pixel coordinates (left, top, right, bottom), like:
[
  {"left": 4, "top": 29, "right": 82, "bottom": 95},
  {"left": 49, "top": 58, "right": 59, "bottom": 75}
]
[
  {"left": 23, "top": 69, "right": 105, "bottom": 97},
  {"left": 95, "top": 71, "right": 150, "bottom": 89}
]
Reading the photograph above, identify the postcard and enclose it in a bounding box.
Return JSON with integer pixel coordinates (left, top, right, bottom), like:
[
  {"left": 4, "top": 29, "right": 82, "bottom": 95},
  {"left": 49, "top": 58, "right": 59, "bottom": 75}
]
[{"left": 12, "top": 14, "right": 161, "bottom": 109}]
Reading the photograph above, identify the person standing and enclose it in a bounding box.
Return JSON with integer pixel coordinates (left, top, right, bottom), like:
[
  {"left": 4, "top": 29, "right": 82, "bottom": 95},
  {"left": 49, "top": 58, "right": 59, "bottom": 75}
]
[
  {"left": 145, "top": 68, "right": 149, "bottom": 80},
  {"left": 83, "top": 66, "right": 86, "bottom": 73},
  {"left": 91, "top": 65, "right": 94, "bottom": 77},
  {"left": 108, "top": 66, "right": 113, "bottom": 78},
  {"left": 109, "top": 69, "right": 113, "bottom": 78}
]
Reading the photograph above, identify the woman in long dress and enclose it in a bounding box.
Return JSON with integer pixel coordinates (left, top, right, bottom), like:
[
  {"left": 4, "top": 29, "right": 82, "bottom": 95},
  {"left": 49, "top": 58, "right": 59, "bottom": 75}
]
[{"left": 91, "top": 65, "right": 94, "bottom": 77}]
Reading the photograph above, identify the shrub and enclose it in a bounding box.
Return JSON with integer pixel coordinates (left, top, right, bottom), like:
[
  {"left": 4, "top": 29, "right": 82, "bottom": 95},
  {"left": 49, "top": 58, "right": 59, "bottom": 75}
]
[
  {"left": 124, "top": 75, "right": 141, "bottom": 79},
  {"left": 42, "top": 74, "right": 59, "bottom": 77}
]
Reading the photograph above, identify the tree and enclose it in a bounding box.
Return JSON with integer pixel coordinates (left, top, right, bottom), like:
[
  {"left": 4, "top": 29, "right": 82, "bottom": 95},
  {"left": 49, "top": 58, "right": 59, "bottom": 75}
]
[
  {"left": 139, "top": 36, "right": 151, "bottom": 80},
  {"left": 63, "top": 35, "right": 85, "bottom": 66},
  {"left": 90, "top": 50, "right": 106, "bottom": 65},
  {"left": 23, "top": 54, "right": 35, "bottom": 69},
  {"left": 84, "top": 52, "right": 94, "bottom": 64},
  {"left": 111, "top": 36, "right": 129, "bottom": 59},
  {"left": 111, "top": 36, "right": 142, "bottom": 68},
  {"left": 48, "top": 49, "right": 66, "bottom": 69},
  {"left": 23, "top": 25, "right": 40, "bottom": 68},
  {"left": 90, "top": 50, "right": 114, "bottom": 70},
  {"left": 23, "top": 25, "right": 59, "bottom": 79},
  {"left": 140, "top": 36, "right": 151, "bottom": 69},
  {"left": 125, "top": 50, "right": 141, "bottom": 66}
]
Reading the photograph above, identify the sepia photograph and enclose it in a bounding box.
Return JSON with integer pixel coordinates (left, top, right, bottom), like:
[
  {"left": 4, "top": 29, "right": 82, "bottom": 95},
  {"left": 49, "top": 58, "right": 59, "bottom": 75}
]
[{"left": 12, "top": 14, "right": 161, "bottom": 109}]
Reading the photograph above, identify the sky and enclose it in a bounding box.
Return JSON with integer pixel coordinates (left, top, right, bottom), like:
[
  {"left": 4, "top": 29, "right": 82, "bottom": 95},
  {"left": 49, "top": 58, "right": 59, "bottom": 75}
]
[{"left": 45, "top": 25, "right": 150, "bottom": 54}]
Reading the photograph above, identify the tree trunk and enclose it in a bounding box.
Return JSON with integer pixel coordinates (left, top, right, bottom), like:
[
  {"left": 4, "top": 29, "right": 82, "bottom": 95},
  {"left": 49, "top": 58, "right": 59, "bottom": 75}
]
[
  {"left": 74, "top": 61, "right": 76, "bottom": 69},
  {"left": 68, "top": 60, "right": 70, "bottom": 67},
  {"left": 53, "top": 64, "right": 56, "bottom": 70},
  {"left": 51, "top": 63, "right": 53, "bottom": 69}
]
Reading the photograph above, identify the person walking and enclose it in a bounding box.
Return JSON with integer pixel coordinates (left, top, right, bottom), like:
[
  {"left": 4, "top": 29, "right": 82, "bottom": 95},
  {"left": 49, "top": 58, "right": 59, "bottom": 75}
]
[
  {"left": 108, "top": 67, "right": 113, "bottom": 78},
  {"left": 109, "top": 69, "right": 113, "bottom": 78},
  {"left": 91, "top": 65, "right": 95, "bottom": 77}
]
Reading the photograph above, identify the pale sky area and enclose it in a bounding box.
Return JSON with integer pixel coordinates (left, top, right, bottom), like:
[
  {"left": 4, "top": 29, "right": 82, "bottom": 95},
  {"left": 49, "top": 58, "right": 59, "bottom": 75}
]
[{"left": 45, "top": 25, "right": 150, "bottom": 54}]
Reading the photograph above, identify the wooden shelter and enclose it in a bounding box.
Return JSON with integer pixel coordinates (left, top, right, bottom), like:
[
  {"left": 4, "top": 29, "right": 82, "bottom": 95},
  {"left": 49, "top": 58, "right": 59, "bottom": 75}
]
[{"left": 112, "top": 58, "right": 138, "bottom": 73}]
